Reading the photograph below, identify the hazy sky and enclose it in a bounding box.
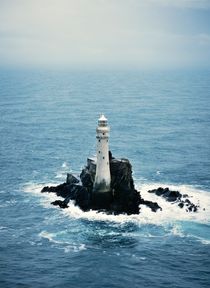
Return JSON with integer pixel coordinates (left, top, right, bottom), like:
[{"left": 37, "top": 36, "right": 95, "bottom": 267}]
[{"left": 0, "top": 0, "right": 210, "bottom": 69}]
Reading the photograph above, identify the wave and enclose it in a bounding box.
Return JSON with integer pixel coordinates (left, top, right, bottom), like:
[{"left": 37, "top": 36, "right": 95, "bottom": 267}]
[
  {"left": 138, "top": 182, "right": 210, "bottom": 224},
  {"left": 55, "top": 162, "right": 72, "bottom": 180},
  {"left": 22, "top": 180, "right": 210, "bottom": 246},
  {"left": 0, "top": 199, "right": 17, "bottom": 208},
  {"left": 39, "top": 230, "right": 87, "bottom": 252},
  {"left": 22, "top": 182, "right": 64, "bottom": 209},
  {"left": 22, "top": 180, "right": 210, "bottom": 225},
  {"left": 0, "top": 226, "right": 7, "bottom": 230}
]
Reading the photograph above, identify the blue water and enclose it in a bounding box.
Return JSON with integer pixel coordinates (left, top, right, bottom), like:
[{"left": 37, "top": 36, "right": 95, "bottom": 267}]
[{"left": 0, "top": 69, "right": 210, "bottom": 287}]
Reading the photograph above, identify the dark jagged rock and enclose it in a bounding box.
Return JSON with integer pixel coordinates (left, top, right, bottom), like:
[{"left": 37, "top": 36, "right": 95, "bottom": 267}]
[
  {"left": 51, "top": 200, "right": 69, "bottom": 209},
  {"left": 41, "top": 152, "right": 199, "bottom": 215},
  {"left": 66, "top": 173, "right": 79, "bottom": 185},
  {"left": 73, "top": 185, "right": 90, "bottom": 211},
  {"left": 148, "top": 187, "right": 199, "bottom": 212},
  {"left": 41, "top": 154, "right": 143, "bottom": 214},
  {"left": 183, "top": 198, "right": 199, "bottom": 212},
  {"left": 80, "top": 168, "right": 93, "bottom": 191},
  {"left": 109, "top": 150, "right": 115, "bottom": 161},
  {"left": 77, "top": 155, "right": 142, "bottom": 214},
  {"left": 140, "top": 199, "right": 162, "bottom": 212},
  {"left": 148, "top": 187, "right": 181, "bottom": 202},
  {"left": 40, "top": 154, "right": 162, "bottom": 215},
  {"left": 110, "top": 158, "right": 134, "bottom": 191},
  {"left": 110, "top": 188, "right": 141, "bottom": 215},
  {"left": 41, "top": 173, "right": 80, "bottom": 198},
  {"left": 148, "top": 187, "right": 180, "bottom": 203},
  {"left": 107, "top": 158, "right": 140, "bottom": 214},
  {"left": 42, "top": 182, "right": 90, "bottom": 212},
  {"left": 41, "top": 183, "right": 73, "bottom": 198},
  {"left": 178, "top": 202, "right": 184, "bottom": 208}
]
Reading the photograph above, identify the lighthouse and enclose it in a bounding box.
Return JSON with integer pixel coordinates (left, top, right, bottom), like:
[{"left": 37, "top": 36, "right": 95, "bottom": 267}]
[{"left": 93, "top": 114, "right": 111, "bottom": 205}]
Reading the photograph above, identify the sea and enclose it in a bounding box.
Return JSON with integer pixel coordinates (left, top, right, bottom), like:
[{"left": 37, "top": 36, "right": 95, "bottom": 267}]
[{"left": 0, "top": 68, "right": 210, "bottom": 288}]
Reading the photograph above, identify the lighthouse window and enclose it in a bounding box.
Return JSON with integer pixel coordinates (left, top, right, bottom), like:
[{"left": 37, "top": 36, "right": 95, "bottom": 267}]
[
  {"left": 103, "top": 133, "right": 105, "bottom": 135},
  {"left": 99, "top": 151, "right": 100, "bottom": 154},
  {"left": 98, "top": 139, "right": 100, "bottom": 142},
  {"left": 103, "top": 157, "right": 105, "bottom": 159}
]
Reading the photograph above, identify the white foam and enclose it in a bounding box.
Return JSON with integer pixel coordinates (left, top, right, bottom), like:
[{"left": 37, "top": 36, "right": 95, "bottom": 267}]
[
  {"left": 20, "top": 181, "right": 210, "bottom": 247},
  {"left": 39, "top": 230, "right": 87, "bottom": 252},
  {"left": 22, "top": 182, "right": 64, "bottom": 208},
  {"left": 64, "top": 244, "right": 86, "bottom": 253},
  {"left": 0, "top": 226, "right": 7, "bottom": 230},
  {"left": 138, "top": 182, "right": 210, "bottom": 224},
  {"left": 55, "top": 173, "right": 65, "bottom": 179},
  {"left": 62, "top": 162, "right": 68, "bottom": 168},
  {"left": 0, "top": 199, "right": 17, "bottom": 208},
  {"left": 23, "top": 182, "right": 50, "bottom": 194},
  {"left": 22, "top": 181, "right": 210, "bottom": 226},
  {"left": 199, "top": 239, "right": 210, "bottom": 245},
  {"left": 39, "top": 230, "right": 69, "bottom": 244},
  {"left": 62, "top": 201, "right": 141, "bottom": 224},
  {"left": 39, "top": 231, "right": 55, "bottom": 242},
  {"left": 54, "top": 162, "right": 72, "bottom": 180},
  {"left": 169, "top": 224, "right": 184, "bottom": 237}
]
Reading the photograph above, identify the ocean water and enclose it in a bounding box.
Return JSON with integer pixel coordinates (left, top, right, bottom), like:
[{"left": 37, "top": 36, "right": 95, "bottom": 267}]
[{"left": 0, "top": 69, "right": 210, "bottom": 288}]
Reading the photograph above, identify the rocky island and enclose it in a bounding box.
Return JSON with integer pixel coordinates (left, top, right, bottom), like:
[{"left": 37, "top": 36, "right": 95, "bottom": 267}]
[{"left": 41, "top": 115, "right": 199, "bottom": 215}]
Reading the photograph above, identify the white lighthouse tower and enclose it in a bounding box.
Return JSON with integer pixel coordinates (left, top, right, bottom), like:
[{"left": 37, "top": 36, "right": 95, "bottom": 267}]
[{"left": 93, "top": 114, "right": 111, "bottom": 194}]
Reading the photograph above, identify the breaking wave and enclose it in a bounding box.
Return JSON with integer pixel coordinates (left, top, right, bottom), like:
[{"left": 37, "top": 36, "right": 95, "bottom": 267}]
[
  {"left": 21, "top": 180, "right": 210, "bottom": 248},
  {"left": 22, "top": 180, "right": 210, "bottom": 225},
  {"left": 39, "top": 231, "right": 87, "bottom": 253}
]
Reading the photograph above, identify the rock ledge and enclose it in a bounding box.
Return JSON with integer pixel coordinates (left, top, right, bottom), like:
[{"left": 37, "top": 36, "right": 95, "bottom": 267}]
[{"left": 41, "top": 152, "right": 199, "bottom": 215}]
